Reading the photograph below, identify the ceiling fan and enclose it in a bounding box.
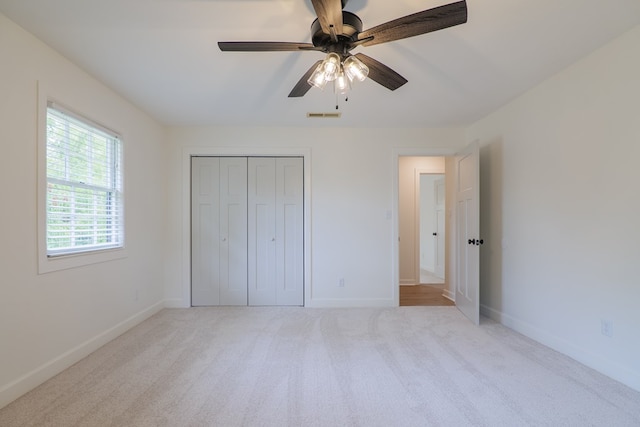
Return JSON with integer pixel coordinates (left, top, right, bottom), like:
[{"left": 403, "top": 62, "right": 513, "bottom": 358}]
[{"left": 218, "top": 0, "right": 468, "bottom": 97}]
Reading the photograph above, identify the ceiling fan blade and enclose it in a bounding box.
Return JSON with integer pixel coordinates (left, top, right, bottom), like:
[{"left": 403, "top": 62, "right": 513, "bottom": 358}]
[
  {"left": 218, "top": 42, "right": 315, "bottom": 52},
  {"left": 311, "top": 0, "right": 344, "bottom": 36},
  {"left": 358, "top": 0, "right": 467, "bottom": 47},
  {"left": 288, "top": 60, "right": 323, "bottom": 98},
  {"left": 354, "top": 53, "right": 407, "bottom": 91}
]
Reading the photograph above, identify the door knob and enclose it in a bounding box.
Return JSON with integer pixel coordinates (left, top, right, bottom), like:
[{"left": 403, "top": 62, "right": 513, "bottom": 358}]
[
  {"left": 468, "top": 238, "right": 476, "bottom": 245},
  {"left": 433, "top": 233, "right": 437, "bottom": 236},
  {"left": 476, "top": 239, "right": 484, "bottom": 246}
]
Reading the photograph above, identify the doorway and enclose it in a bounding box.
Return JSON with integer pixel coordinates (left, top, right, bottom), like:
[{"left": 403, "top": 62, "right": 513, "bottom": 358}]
[
  {"left": 397, "top": 156, "right": 453, "bottom": 307},
  {"left": 394, "top": 143, "right": 480, "bottom": 323}
]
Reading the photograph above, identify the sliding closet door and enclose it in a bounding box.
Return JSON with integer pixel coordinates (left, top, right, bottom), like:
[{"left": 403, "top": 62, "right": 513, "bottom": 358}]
[
  {"left": 248, "top": 158, "right": 303, "bottom": 306},
  {"left": 191, "top": 157, "right": 247, "bottom": 306}
]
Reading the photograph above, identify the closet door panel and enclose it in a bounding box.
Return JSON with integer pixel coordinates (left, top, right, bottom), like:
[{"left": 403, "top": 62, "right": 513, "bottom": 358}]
[
  {"left": 191, "top": 157, "right": 221, "bottom": 306},
  {"left": 248, "top": 158, "right": 277, "bottom": 305},
  {"left": 219, "top": 158, "right": 248, "bottom": 306},
  {"left": 276, "top": 158, "right": 304, "bottom": 306}
]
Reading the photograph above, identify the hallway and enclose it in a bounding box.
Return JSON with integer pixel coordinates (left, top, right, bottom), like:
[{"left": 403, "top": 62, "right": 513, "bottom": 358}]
[{"left": 399, "top": 284, "right": 454, "bottom": 306}]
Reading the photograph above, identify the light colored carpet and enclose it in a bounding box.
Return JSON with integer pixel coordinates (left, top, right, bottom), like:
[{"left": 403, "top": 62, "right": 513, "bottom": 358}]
[{"left": 1, "top": 307, "right": 639, "bottom": 426}]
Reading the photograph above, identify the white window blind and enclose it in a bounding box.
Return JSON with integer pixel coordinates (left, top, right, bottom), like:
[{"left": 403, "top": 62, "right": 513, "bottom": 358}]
[{"left": 46, "top": 102, "right": 123, "bottom": 256}]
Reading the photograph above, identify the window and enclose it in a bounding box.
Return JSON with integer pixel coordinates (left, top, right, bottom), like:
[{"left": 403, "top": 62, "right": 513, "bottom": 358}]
[{"left": 45, "top": 102, "right": 123, "bottom": 257}]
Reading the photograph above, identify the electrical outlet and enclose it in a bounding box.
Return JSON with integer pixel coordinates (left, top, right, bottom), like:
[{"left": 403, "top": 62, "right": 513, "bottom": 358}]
[
  {"left": 600, "top": 319, "right": 613, "bottom": 337},
  {"left": 338, "top": 278, "right": 345, "bottom": 287}
]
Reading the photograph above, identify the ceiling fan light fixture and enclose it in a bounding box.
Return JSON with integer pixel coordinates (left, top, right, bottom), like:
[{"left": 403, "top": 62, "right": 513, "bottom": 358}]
[
  {"left": 343, "top": 55, "right": 369, "bottom": 83},
  {"left": 334, "top": 69, "right": 351, "bottom": 94},
  {"left": 308, "top": 63, "right": 329, "bottom": 90},
  {"left": 321, "top": 53, "right": 341, "bottom": 82}
]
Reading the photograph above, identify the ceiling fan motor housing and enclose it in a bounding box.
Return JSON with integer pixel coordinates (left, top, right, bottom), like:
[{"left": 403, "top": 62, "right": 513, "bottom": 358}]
[{"left": 311, "top": 11, "right": 362, "bottom": 54}]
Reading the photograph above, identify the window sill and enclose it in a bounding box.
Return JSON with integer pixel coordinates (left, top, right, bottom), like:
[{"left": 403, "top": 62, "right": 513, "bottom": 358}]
[{"left": 38, "top": 246, "right": 128, "bottom": 274}]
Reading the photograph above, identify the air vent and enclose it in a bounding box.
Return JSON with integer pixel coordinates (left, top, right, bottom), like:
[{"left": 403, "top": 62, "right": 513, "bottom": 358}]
[{"left": 307, "top": 112, "right": 342, "bottom": 119}]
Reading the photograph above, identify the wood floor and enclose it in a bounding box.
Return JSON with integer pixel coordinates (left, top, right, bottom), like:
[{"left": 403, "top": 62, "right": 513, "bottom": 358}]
[{"left": 399, "top": 284, "right": 455, "bottom": 306}]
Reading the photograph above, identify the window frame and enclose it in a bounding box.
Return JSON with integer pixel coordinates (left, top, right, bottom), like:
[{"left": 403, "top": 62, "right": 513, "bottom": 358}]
[{"left": 38, "top": 87, "right": 127, "bottom": 274}]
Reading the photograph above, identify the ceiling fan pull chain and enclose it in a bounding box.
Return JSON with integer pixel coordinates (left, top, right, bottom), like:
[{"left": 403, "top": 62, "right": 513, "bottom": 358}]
[{"left": 334, "top": 94, "right": 349, "bottom": 110}]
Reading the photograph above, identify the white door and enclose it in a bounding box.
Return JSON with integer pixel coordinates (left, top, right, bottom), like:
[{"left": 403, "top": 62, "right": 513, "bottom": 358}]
[
  {"left": 455, "top": 142, "right": 480, "bottom": 325},
  {"left": 191, "top": 157, "right": 248, "bottom": 306},
  {"left": 248, "top": 158, "right": 277, "bottom": 305},
  {"left": 248, "top": 158, "right": 303, "bottom": 306},
  {"left": 275, "top": 158, "right": 304, "bottom": 305},
  {"left": 434, "top": 178, "right": 446, "bottom": 279},
  {"left": 219, "top": 158, "right": 248, "bottom": 305},
  {"left": 191, "top": 157, "right": 221, "bottom": 306}
]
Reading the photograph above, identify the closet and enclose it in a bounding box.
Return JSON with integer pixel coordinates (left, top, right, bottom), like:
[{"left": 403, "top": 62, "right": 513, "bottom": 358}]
[{"left": 191, "top": 157, "right": 304, "bottom": 306}]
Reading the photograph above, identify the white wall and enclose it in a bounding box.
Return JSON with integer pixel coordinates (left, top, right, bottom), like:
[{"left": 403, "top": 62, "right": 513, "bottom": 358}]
[
  {"left": 0, "top": 13, "right": 169, "bottom": 408},
  {"left": 164, "top": 128, "right": 463, "bottom": 308},
  {"left": 468, "top": 25, "right": 640, "bottom": 391}
]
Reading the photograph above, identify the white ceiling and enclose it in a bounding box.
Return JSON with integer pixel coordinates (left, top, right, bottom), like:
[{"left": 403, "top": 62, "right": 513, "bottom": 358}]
[{"left": 2, "top": 0, "right": 640, "bottom": 127}]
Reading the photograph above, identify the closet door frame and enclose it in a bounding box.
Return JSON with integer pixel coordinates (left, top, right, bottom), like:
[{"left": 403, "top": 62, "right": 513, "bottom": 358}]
[{"left": 180, "top": 147, "right": 311, "bottom": 309}]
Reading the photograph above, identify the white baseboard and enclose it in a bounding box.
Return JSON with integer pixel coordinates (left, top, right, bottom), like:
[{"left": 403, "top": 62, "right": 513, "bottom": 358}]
[
  {"left": 0, "top": 301, "right": 164, "bottom": 410},
  {"left": 480, "top": 304, "right": 640, "bottom": 393},
  {"left": 164, "top": 298, "right": 188, "bottom": 308},
  {"left": 442, "top": 289, "right": 455, "bottom": 302},
  {"left": 166, "top": 298, "right": 397, "bottom": 309},
  {"left": 306, "top": 298, "right": 396, "bottom": 308}
]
